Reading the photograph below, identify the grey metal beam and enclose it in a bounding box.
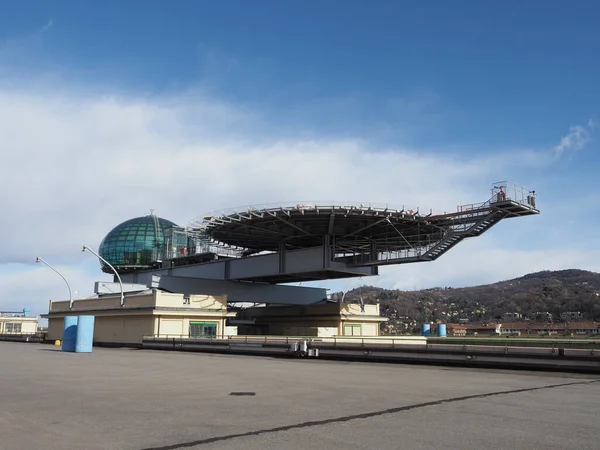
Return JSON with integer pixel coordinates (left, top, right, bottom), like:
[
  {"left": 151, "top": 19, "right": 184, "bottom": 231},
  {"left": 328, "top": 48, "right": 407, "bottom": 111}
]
[
  {"left": 156, "top": 276, "right": 328, "bottom": 305},
  {"left": 328, "top": 213, "right": 335, "bottom": 235},
  {"left": 274, "top": 215, "right": 312, "bottom": 236}
]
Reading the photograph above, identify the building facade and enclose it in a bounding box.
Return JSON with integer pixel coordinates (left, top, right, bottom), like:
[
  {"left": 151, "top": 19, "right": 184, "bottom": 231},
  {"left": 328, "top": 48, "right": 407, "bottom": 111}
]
[
  {"left": 43, "top": 288, "right": 389, "bottom": 345},
  {"left": 0, "top": 311, "right": 38, "bottom": 335},
  {"left": 235, "top": 302, "right": 387, "bottom": 337},
  {"left": 44, "top": 291, "right": 236, "bottom": 345}
]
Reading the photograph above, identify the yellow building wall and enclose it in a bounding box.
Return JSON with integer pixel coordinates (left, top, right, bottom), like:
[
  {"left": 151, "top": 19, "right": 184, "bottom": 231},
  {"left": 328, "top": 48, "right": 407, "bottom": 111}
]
[
  {"left": 48, "top": 315, "right": 155, "bottom": 345},
  {"left": 93, "top": 316, "right": 155, "bottom": 344},
  {"left": 188, "top": 294, "right": 227, "bottom": 310},
  {"left": 361, "top": 323, "right": 379, "bottom": 336},
  {"left": 47, "top": 312, "right": 232, "bottom": 344},
  {"left": 22, "top": 320, "right": 38, "bottom": 334},
  {"left": 0, "top": 318, "right": 38, "bottom": 334},
  {"left": 158, "top": 318, "right": 184, "bottom": 337},
  {"left": 48, "top": 317, "right": 64, "bottom": 340}
]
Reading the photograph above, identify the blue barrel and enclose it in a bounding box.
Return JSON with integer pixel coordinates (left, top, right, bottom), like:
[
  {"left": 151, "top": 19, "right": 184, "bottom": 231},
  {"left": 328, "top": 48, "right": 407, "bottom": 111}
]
[
  {"left": 438, "top": 324, "right": 447, "bottom": 337},
  {"left": 75, "top": 316, "right": 95, "bottom": 353},
  {"left": 62, "top": 316, "right": 78, "bottom": 352},
  {"left": 421, "top": 323, "right": 431, "bottom": 336}
]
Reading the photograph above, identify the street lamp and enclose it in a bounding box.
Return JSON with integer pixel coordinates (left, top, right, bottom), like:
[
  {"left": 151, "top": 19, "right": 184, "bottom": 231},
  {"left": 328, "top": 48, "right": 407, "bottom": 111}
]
[
  {"left": 82, "top": 245, "right": 124, "bottom": 306},
  {"left": 35, "top": 257, "right": 73, "bottom": 309}
]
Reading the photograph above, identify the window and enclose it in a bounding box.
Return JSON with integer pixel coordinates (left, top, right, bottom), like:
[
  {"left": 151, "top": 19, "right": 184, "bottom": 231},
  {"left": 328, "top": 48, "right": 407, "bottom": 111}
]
[
  {"left": 5, "top": 323, "right": 22, "bottom": 334},
  {"left": 189, "top": 322, "right": 217, "bottom": 338},
  {"left": 343, "top": 324, "right": 361, "bottom": 336}
]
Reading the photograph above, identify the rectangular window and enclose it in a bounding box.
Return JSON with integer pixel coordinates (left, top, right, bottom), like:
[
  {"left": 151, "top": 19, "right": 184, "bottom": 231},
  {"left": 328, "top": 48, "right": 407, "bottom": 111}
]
[
  {"left": 5, "top": 323, "right": 22, "bottom": 334},
  {"left": 189, "top": 322, "right": 218, "bottom": 338},
  {"left": 343, "top": 324, "right": 361, "bottom": 336}
]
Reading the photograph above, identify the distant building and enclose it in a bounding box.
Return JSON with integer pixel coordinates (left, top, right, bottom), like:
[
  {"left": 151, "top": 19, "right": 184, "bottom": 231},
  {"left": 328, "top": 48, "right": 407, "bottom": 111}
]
[
  {"left": 530, "top": 311, "right": 552, "bottom": 321},
  {"left": 502, "top": 312, "right": 523, "bottom": 321},
  {"left": 467, "top": 323, "right": 501, "bottom": 336},
  {"left": 496, "top": 322, "right": 599, "bottom": 336},
  {"left": 0, "top": 310, "right": 38, "bottom": 335},
  {"left": 446, "top": 324, "right": 467, "bottom": 336},
  {"left": 560, "top": 311, "right": 583, "bottom": 321}
]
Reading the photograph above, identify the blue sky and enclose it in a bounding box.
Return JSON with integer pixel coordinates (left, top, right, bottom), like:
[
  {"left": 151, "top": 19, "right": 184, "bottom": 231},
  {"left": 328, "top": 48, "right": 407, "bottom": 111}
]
[
  {"left": 3, "top": 1, "right": 599, "bottom": 146},
  {"left": 0, "top": 0, "right": 599, "bottom": 314}
]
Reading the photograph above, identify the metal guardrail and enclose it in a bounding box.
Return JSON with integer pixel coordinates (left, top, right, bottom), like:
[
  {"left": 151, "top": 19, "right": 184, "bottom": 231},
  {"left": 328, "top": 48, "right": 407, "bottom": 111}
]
[
  {"left": 190, "top": 181, "right": 537, "bottom": 228},
  {"left": 0, "top": 333, "right": 44, "bottom": 342},
  {"left": 143, "top": 334, "right": 424, "bottom": 346},
  {"left": 188, "top": 202, "right": 427, "bottom": 232},
  {"left": 141, "top": 335, "right": 600, "bottom": 360},
  {"left": 427, "top": 337, "right": 600, "bottom": 349}
]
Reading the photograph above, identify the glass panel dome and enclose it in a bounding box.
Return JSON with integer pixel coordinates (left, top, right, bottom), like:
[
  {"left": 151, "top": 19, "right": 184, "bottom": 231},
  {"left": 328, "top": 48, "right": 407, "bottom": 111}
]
[{"left": 98, "top": 215, "right": 179, "bottom": 273}]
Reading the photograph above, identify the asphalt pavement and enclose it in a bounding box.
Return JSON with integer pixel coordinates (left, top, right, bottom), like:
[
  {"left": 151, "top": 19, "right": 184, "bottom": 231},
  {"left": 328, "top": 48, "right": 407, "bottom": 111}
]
[{"left": 1, "top": 342, "right": 598, "bottom": 450}]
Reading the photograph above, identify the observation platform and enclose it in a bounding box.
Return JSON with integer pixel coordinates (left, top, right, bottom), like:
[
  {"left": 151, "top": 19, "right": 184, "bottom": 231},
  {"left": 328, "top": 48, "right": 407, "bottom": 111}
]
[
  {"left": 190, "top": 181, "right": 538, "bottom": 269},
  {"left": 119, "top": 182, "right": 538, "bottom": 290}
]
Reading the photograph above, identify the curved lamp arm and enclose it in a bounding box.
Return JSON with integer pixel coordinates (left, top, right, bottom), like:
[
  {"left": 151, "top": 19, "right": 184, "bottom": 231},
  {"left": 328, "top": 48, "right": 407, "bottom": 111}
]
[
  {"left": 82, "top": 245, "right": 124, "bottom": 306},
  {"left": 36, "top": 257, "right": 73, "bottom": 309}
]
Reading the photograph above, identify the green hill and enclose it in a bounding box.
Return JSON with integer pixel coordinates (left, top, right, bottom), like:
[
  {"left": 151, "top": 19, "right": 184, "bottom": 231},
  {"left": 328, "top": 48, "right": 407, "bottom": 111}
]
[{"left": 338, "top": 269, "right": 600, "bottom": 334}]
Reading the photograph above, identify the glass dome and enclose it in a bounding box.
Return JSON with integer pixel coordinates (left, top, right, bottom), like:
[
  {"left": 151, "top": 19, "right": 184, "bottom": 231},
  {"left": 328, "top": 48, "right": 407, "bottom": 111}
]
[{"left": 98, "top": 215, "right": 179, "bottom": 273}]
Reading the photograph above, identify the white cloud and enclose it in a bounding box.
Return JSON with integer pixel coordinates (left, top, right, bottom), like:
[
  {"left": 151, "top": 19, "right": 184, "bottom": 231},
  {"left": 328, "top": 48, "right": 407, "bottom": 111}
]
[
  {"left": 0, "top": 80, "right": 590, "bottom": 315},
  {"left": 553, "top": 120, "right": 596, "bottom": 157},
  {"left": 40, "top": 19, "right": 54, "bottom": 34},
  {"left": 0, "top": 87, "right": 502, "bottom": 263},
  {"left": 377, "top": 240, "right": 600, "bottom": 291},
  {"left": 0, "top": 263, "right": 100, "bottom": 315}
]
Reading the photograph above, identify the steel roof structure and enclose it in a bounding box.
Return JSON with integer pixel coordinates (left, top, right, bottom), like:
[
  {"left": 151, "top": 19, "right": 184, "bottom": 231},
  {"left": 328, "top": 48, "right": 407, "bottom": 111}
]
[
  {"left": 189, "top": 181, "right": 539, "bottom": 271},
  {"left": 114, "top": 181, "right": 538, "bottom": 301}
]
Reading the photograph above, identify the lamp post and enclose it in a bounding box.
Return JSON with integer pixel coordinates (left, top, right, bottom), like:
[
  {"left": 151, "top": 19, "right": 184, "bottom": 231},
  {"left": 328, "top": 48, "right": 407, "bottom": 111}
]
[
  {"left": 82, "top": 245, "right": 124, "bottom": 306},
  {"left": 35, "top": 257, "right": 73, "bottom": 309}
]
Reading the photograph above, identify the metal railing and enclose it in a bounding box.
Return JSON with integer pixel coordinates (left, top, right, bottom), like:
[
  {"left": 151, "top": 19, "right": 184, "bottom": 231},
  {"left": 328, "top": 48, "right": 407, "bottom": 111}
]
[
  {"left": 141, "top": 334, "right": 600, "bottom": 360},
  {"left": 490, "top": 180, "right": 537, "bottom": 207},
  {"left": 188, "top": 201, "right": 423, "bottom": 228},
  {"left": 142, "top": 334, "right": 426, "bottom": 347}
]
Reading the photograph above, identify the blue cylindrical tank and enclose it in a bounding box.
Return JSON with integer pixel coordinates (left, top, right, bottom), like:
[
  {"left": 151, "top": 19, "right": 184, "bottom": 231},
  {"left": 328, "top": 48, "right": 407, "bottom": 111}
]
[
  {"left": 75, "top": 316, "right": 95, "bottom": 353},
  {"left": 62, "top": 316, "right": 78, "bottom": 352},
  {"left": 438, "top": 323, "right": 447, "bottom": 337},
  {"left": 421, "top": 323, "right": 431, "bottom": 336}
]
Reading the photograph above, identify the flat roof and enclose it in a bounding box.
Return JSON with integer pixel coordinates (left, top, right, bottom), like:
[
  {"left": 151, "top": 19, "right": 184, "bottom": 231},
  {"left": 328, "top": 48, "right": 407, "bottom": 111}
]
[{"left": 1, "top": 342, "right": 597, "bottom": 450}]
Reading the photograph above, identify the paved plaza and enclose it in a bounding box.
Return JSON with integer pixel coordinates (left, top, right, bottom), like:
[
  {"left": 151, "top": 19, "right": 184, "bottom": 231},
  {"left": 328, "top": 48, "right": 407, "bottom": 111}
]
[{"left": 1, "top": 342, "right": 599, "bottom": 450}]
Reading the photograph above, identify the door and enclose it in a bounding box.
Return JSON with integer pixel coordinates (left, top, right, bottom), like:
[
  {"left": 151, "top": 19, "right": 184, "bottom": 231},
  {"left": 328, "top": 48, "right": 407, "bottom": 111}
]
[{"left": 189, "top": 321, "right": 218, "bottom": 338}]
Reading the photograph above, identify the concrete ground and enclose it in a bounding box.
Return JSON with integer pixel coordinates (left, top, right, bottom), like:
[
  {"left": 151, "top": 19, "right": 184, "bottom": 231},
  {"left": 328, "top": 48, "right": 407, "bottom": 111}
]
[{"left": 1, "top": 343, "right": 599, "bottom": 450}]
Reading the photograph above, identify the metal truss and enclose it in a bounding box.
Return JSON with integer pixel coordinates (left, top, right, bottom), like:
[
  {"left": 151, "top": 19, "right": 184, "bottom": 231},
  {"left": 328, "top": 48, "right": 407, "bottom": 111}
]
[{"left": 177, "top": 181, "right": 538, "bottom": 269}]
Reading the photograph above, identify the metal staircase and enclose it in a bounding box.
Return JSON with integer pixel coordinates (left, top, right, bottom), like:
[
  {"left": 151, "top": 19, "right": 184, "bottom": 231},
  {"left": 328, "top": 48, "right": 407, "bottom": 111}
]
[
  {"left": 422, "top": 233, "right": 463, "bottom": 260},
  {"left": 361, "top": 181, "right": 539, "bottom": 267},
  {"left": 421, "top": 209, "right": 506, "bottom": 261},
  {"left": 462, "top": 209, "right": 506, "bottom": 237}
]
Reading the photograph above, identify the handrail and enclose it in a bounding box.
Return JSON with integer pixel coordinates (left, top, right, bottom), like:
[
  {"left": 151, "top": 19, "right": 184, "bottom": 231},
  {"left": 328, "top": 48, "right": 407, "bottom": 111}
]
[
  {"left": 140, "top": 334, "right": 600, "bottom": 359},
  {"left": 188, "top": 201, "right": 423, "bottom": 229}
]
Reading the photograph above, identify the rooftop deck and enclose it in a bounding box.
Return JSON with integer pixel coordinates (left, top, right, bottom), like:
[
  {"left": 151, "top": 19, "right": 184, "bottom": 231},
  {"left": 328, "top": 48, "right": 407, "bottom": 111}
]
[{"left": 1, "top": 342, "right": 597, "bottom": 450}]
